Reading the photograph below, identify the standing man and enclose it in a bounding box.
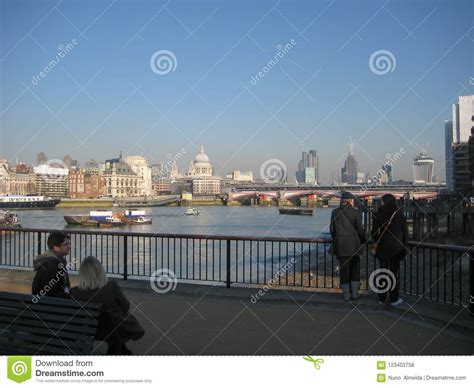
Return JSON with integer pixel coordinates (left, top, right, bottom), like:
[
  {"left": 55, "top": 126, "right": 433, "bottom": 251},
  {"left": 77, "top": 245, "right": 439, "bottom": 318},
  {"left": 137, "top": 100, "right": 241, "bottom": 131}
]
[
  {"left": 330, "top": 192, "right": 366, "bottom": 301},
  {"left": 32, "top": 231, "right": 71, "bottom": 298},
  {"left": 371, "top": 194, "right": 408, "bottom": 306}
]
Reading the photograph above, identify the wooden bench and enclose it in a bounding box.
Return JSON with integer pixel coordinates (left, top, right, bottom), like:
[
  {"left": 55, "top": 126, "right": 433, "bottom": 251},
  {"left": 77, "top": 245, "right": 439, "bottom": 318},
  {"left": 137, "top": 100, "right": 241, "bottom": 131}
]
[{"left": 0, "top": 291, "right": 101, "bottom": 355}]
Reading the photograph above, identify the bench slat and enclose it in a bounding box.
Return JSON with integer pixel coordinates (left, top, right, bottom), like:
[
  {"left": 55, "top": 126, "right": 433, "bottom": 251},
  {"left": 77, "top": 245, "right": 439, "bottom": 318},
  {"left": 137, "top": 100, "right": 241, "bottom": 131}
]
[
  {"left": 0, "top": 339, "right": 91, "bottom": 355},
  {"left": 0, "top": 299, "right": 101, "bottom": 319},
  {"left": 0, "top": 314, "right": 97, "bottom": 335},
  {"left": 0, "top": 328, "right": 93, "bottom": 352},
  {"left": 0, "top": 304, "right": 100, "bottom": 326},
  {"left": 0, "top": 291, "right": 100, "bottom": 355},
  {"left": 0, "top": 321, "right": 96, "bottom": 341},
  {"left": 0, "top": 291, "right": 102, "bottom": 311}
]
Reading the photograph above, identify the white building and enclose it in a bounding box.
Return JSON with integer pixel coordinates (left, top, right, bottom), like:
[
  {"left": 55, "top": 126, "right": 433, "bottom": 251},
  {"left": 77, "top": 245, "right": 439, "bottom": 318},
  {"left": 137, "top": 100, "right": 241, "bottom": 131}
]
[
  {"left": 0, "top": 160, "right": 9, "bottom": 194},
  {"left": 186, "top": 145, "right": 222, "bottom": 195},
  {"left": 34, "top": 164, "right": 69, "bottom": 197},
  {"left": 187, "top": 145, "right": 213, "bottom": 177},
  {"left": 226, "top": 170, "right": 253, "bottom": 182},
  {"left": 452, "top": 95, "right": 473, "bottom": 143},
  {"left": 104, "top": 154, "right": 141, "bottom": 198},
  {"left": 445, "top": 95, "right": 473, "bottom": 191},
  {"left": 192, "top": 178, "right": 221, "bottom": 195},
  {"left": 445, "top": 120, "right": 454, "bottom": 190},
  {"left": 413, "top": 151, "right": 434, "bottom": 185},
  {"left": 125, "top": 156, "right": 153, "bottom": 196}
]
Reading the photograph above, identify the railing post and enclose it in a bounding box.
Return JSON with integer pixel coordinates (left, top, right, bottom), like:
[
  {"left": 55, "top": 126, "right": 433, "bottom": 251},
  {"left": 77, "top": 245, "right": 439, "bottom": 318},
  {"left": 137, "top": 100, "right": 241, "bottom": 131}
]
[
  {"left": 469, "top": 251, "right": 473, "bottom": 316},
  {"left": 37, "top": 232, "right": 42, "bottom": 256},
  {"left": 123, "top": 235, "right": 128, "bottom": 281},
  {"left": 226, "top": 239, "right": 231, "bottom": 288}
]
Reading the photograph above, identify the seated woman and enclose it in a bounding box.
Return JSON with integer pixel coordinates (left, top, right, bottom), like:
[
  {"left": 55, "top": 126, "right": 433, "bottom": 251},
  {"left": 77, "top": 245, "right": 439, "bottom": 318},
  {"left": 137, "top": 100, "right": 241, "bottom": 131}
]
[{"left": 70, "top": 256, "right": 144, "bottom": 354}]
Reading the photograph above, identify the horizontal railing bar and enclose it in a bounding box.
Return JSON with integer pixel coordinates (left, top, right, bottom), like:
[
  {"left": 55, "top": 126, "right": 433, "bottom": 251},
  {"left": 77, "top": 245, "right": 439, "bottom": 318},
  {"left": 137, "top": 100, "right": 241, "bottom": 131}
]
[{"left": 0, "top": 227, "right": 472, "bottom": 253}]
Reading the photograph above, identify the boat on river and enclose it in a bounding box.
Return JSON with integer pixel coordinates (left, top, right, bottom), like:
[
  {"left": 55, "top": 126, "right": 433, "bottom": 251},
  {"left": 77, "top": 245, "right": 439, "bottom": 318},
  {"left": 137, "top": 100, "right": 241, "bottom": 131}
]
[
  {"left": 278, "top": 207, "right": 314, "bottom": 216},
  {"left": 0, "top": 211, "right": 21, "bottom": 233},
  {"left": 64, "top": 209, "right": 151, "bottom": 226},
  {"left": 185, "top": 207, "right": 199, "bottom": 216},
  {"left": 0, "top": 195, "right": 60, "bottom": 209}
]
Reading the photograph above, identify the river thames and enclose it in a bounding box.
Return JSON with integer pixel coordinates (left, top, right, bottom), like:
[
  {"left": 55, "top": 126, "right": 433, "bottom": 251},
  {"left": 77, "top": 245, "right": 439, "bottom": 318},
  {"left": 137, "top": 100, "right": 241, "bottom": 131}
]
[{"left": 16, "top": 206, "right": 333, "bottom": 239}]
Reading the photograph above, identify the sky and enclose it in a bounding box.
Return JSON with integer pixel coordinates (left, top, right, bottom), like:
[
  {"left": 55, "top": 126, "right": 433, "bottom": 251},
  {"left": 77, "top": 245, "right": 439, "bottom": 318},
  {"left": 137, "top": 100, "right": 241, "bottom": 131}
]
[{"left": 0, "top": 0, "right": 472, "bottom": 183}]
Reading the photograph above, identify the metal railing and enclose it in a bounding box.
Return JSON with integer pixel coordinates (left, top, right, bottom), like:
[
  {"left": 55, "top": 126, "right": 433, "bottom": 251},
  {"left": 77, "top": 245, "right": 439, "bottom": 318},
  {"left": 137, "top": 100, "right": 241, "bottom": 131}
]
[{"left": 0, "top": 227, "right": 472, "bottom": 310}]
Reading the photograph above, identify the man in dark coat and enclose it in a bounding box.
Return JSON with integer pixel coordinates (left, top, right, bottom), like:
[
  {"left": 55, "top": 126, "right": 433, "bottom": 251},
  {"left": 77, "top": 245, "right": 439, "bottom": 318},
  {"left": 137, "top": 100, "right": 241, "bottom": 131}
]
[
  {"left": 330, "top": 192, "right": 366, "bottom": 301},
  {"left": 32, "top": 231, "right": 71, "bottom": 299},
  {"left": 371, "top": 194, "right": 408, "bottom": 306}
]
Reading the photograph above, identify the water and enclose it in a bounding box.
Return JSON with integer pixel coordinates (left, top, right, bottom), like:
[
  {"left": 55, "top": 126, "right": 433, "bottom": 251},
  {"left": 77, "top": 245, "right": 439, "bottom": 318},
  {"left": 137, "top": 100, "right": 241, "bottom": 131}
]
[
  {"left": 17, "top": 206, "right": 333, "bottom": 238},
  {"left": 3, "top": 206, "right": 336, "bottom": 284}
]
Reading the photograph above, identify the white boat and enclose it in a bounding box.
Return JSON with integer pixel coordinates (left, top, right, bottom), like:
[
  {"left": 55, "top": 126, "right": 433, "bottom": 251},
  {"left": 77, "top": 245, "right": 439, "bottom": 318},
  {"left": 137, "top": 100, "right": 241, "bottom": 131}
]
[
  {"left": 100, "top": 216, "right": 125, "bottom": 227},
  {"left": 0, "top": 211, "right": 21, "bottom": 227},
  {"left": 133, "top": 216, "right": 152, "bottom": 225},
  {"left": 185, "top": 207, "right": 199, "bottom": 216},
  {"left": 0, "top": 195, "right": 60, "bottom": 209}
]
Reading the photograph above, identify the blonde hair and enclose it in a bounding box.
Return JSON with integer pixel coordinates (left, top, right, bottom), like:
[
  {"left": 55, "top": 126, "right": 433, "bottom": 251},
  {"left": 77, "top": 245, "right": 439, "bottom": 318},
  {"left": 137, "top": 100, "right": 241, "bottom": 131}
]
[{"left": 78, "top": 256, "right": 108, "bottom": 291}]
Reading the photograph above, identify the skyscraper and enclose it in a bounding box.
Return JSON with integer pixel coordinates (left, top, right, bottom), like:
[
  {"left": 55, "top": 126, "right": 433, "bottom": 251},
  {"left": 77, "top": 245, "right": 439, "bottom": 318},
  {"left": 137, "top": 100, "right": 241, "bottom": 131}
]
[
  {"left": 63, "top": 155, "right": 72, "bottom": 169},
  {"left": 445, "top": 120, "right": 454, "bottom": 190},
  {"left": 37, "top": 152, "right": 47, "bottom": 166},
  {"left": 413, "top": 149, "right": 434, "bottom": 185},
  {"left": 296, "top": 150, "right": 319, "bottom": 184},
  {"left": 341, "top": 144, "right": 359, "bottom": 184},
  {"left": 452, "top": 95, "right": 473, "bottom": 143},
  {"left": 445, "top": 95, "right": 473, "bottom": 192}
]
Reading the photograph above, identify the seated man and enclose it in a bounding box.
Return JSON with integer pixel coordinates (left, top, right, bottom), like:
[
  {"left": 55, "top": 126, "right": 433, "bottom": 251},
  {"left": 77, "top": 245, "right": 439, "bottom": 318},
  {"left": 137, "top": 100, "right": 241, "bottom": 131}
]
[{"left": 32, "top": 231, "right": 71, "bottom": 298}]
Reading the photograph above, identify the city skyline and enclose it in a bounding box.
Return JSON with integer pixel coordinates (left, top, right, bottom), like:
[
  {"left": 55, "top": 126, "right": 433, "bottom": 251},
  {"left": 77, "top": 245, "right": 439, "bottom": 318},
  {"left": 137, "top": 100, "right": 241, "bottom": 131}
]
[
  {"left": 1, "top": 0, "right": 473, "bottom": 183},
  {"left": 0, "top": 142, "right": 439, "bottom": 184}
]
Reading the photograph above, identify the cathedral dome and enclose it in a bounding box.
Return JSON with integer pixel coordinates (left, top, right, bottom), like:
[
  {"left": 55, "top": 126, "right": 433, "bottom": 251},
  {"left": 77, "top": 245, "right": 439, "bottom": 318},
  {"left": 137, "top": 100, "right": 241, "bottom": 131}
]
[
  {"left": 194, "top": 145, "right": 210, "bottom": 163},
  {"left": 188, "top": 145, "right": 213, "bottom": 177}
]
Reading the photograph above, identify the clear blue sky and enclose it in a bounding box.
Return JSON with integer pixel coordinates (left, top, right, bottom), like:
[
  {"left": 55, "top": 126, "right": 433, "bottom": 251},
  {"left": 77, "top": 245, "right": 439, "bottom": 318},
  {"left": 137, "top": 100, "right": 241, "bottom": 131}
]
[{"left": 1, "top": 0, "right": 472, "bottom": 183}]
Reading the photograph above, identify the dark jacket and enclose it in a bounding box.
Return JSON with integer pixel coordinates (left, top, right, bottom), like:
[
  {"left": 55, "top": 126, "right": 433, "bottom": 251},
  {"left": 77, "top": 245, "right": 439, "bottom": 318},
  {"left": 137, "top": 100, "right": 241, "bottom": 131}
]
[
  {"left": 32, "top": 250, "right": 71, "bottom": 298},
  {"left": 70, "top": 281, "right": 130, "bottom": 341},
  {"left": 330, "top": 205, "right": 366, "bottom": 258},
  {"left": 371, "top": 205, "right": 409, "bottom": 260}
]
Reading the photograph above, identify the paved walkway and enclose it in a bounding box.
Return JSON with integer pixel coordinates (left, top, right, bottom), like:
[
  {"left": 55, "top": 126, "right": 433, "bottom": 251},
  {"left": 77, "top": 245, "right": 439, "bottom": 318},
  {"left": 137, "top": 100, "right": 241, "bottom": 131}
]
[{"left": 1, "top": 268, "right": 473, "bottom": 355}]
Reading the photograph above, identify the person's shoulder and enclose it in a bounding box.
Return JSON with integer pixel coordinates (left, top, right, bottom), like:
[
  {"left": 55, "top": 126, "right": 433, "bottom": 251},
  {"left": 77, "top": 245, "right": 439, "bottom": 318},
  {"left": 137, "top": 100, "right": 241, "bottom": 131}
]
[
  {"left": 106, "top": 280, "right": 122, "bottom": 291},
  {"left": 346, "top": 206, "right": 360, "bottom": 215}
]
